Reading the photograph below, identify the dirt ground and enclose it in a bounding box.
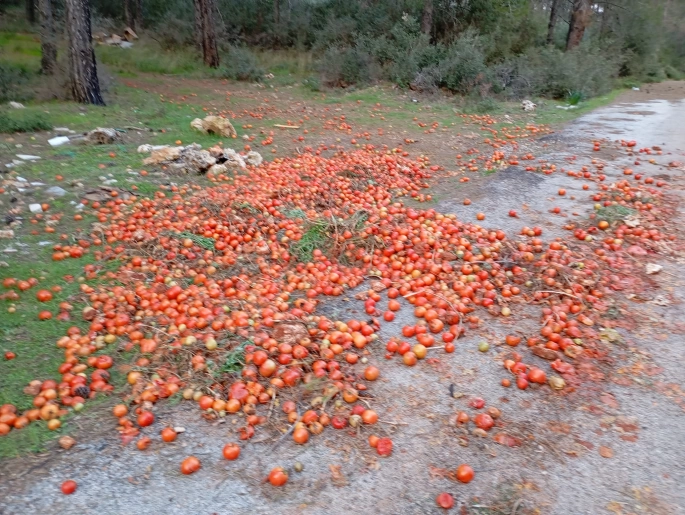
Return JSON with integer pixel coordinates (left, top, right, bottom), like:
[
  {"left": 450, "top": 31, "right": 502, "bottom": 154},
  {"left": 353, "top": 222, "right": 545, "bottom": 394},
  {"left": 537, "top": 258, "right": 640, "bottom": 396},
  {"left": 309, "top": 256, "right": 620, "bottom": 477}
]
[{"left": 1, "top": 82, "right": 685, "bottom": 515}]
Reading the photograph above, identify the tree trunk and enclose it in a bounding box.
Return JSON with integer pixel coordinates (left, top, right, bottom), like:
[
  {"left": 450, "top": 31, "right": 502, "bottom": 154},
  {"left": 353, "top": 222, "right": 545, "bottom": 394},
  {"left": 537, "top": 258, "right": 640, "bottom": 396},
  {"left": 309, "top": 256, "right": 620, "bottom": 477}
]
[
  {"left": 134, "top": 0, "right": 143, "bottom": 29},
  {"left": 193, "top": 0, "right": 203, "bottom": 51},
  {"left": 26, "top": 0, "right": 36, "bottom": 23},
  {"left": 65, "top": 0, "right": 105, "bottom": 105},
  {"left": 123, "top": 0, "right": 135, "bottom": 29},
  {"left": 421, "top": 0, "right": 433, "bottom": 36},
  {"left": 273, "top": 0, "right": 279, "bottom": 26},
  {"left": 599, "top": 2, "right": 610, "bottom": 39},
  {"left": 546, "top": 0, "right": 559, "bottom": 45},
  {"left": 193, "top": 0, "right": 220, "bottom": 68},
  {"left": 566, "top": 0, "right": 591, "bottom": 51},
  {"left": 38, "top": 0, "right": 57, "bottom": 75}
]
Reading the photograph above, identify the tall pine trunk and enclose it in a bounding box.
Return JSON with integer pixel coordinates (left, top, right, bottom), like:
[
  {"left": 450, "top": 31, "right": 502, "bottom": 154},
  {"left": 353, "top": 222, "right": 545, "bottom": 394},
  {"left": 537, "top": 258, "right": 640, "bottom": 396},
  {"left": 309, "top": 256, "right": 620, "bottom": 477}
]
[
  {"left": 65, "top": 0, "right": 105, "bottom": 105},
  {"left": 421, "top": 0, "right": 433, "bottom": 36},
  {"left": 38, "top": 0, "right": 57, "bottom": 75},
  {"left": 123, "top": 0, "right": 135, "bottom": 29},
  {"left": 546, "top": 0, "right": 559, "bottom": 45},
  {"left": 26, "top": 0, "right": 36, "bottom": 23},
  {"left": 193, "top": 0, "right": 220, "bottom": 68},
  {"left": 135, "top": 0, "right": 143, "bottom": 29},
  {"left": 566, "top": 0, "right": 591, "bottom": 51},
  {"left": 193, "top": 0, "right": 203, "bottom": 51}
]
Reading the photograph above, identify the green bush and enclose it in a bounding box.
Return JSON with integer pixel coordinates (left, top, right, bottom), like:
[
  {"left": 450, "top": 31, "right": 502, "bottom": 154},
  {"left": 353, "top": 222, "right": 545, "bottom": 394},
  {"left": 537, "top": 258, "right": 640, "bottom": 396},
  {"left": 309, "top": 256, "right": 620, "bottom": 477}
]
[
  {"left": 438, "top": 32, "right": 489, "bottom": 95},
  {"left": 0, "top": 110, "right": 52, "bottom": 133},
  {"left": 219, "top": 46, "right": 264, "bottom": 82},
  {"left": 302, "top": 76, "right": 321, "bottom": 91},
  {"left": 0, "top": 62, "right": 33, "bottom": 103},
  {"left": 150, "top": 14, "right": 195, "bottom": 50},
  {"left": 319, "top": 45, "right": 378, "bottom": 87},
  {"left": 494, "top": 46, "right": 619, "bottom": 99}
]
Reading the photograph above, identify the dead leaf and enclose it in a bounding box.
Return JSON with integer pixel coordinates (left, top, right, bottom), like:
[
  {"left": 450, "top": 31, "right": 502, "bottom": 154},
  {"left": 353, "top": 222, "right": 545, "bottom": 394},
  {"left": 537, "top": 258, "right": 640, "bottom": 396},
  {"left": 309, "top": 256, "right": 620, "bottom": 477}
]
[
  {"left": 493, "top": 433, "right": 522, "bottom": 447},
  {"left": 599, "top": 446, "right": 614, "bottom": 458},
  {"left": 329, "top": 464, "right": 348, "bottom": 487}
]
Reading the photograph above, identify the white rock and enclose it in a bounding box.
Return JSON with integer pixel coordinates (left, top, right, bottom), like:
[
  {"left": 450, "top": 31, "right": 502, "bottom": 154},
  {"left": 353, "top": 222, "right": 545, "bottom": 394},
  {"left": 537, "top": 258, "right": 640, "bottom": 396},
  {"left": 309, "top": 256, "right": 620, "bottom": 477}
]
[
  {"left": 0, "top": 230, "right": 14, "bottom": 239},
  {"left": 49, "top": 136, "right": 70, "bottom": 147},
  {"left": 8, "top": 102, "right": 25, "bottom": 109},
  {"left": 137, "top": 144, "right": 154, "bottom": 153},
  {"left": 223, "top": 148, "right": 246, "bottom": 169},
  {"left": 54, "top": 127, "right": 71, "bottom": 132},
  {"left": 245, "top": 151, "right": 263, "bottom": 167},
  {"left": 624, "top": 215, "right": 640, "bottom": 228},
  {"left": 16, "top": 154, "right": 40, "bottom": 161},
  {"left": 29, "top": 204, "right": 43, "bottom": 213},
  {"left": 16, "top": 177, "right": 27, "bottom": 182},
  {"left": 45, "top": 186, "right": 67, "bottom": 197},
  {"left": 645, "top": 263, "right": 662, "bottom": 275},
  {"left": 521, "top": 100, "right": 537, "bottom": 112}
]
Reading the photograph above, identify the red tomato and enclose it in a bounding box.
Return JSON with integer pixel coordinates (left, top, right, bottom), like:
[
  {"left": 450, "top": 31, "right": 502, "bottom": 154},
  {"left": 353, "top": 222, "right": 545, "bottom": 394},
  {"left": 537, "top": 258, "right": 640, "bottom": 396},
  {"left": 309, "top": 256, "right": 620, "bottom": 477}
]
[
  {"left": 376, "top": 437, "right": 393, "bottom": 456},
  {"left": 61, "top": 480, "right": 77, "bottom": 495},
  {"left": 268, "top": 467, "right": 288, "bottom": 486},
  {"left": 456, "top": 464, "right": 474, "bottom": 483},
  {"left": 222, "top": 443, "right": 241, "bottom": 460},
  {"left": 436, "top": 492, "right": 454, "bottom": 509},
  {"left": 137, "top": 411, "right": 154, "bottom": 427},
  {"left": 180, "top": 456, "right": 201, "bottom": 475}
]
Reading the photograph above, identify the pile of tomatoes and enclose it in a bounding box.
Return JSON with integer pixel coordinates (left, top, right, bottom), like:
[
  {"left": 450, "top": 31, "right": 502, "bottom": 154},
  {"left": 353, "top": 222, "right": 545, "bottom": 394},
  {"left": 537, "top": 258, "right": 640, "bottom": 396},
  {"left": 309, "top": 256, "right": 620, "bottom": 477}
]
[{"left": 1, "top": 138, "right": 675, "bottom": 493}]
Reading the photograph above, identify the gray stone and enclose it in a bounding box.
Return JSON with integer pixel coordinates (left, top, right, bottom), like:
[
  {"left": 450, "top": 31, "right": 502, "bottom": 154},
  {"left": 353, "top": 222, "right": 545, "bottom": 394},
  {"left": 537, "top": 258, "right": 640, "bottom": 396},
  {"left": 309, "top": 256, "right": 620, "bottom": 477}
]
[{"left": 45, "top": 186, "right": 68, "bottom": 197}]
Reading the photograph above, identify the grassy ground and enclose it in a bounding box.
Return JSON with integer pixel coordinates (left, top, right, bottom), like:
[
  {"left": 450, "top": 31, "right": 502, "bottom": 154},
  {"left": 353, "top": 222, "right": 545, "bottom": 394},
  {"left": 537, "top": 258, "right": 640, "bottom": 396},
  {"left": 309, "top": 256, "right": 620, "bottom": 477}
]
[{"left": 0, "top": 25, "right": 632, "bottom": 459}]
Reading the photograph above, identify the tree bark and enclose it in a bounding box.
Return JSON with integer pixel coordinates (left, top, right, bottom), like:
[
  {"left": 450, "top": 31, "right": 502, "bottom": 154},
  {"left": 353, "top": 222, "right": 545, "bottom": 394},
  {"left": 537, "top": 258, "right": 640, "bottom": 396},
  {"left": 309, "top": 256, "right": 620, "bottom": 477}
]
[
  {"left": 421, "top": 0, "right": 433, "bottom": 36},
  {"left": 566, "top": 0, "right": 592, "bottom": 51},
  {"left": 38, "top": 0, "right": 57, "bottom": 75},
  {"left": 193, "top": 0, "right": 203, "bottom": 51},
  {"left": 26, "top": 0, "right": 36, "bottom": 23},
  {"left": 273, "top": 0, "right": 279, "bottom": 26},
  {"left": 599, "top": 2, "right": 610, "bottom": 39},
  {"left": 193, "top": 0, "right": 220, "bottom": 68},
  {"left": 123, "top": 0, "right": 135, "bottom": 29},
  {"left": 135, "top": 0, "right": 143, "bottom": 29},
  {"left": 546, "top": 0, "right": 559, "bottom": 45},
  {"left": 65, "top": 0, "right": 105, "bottom": 105}
]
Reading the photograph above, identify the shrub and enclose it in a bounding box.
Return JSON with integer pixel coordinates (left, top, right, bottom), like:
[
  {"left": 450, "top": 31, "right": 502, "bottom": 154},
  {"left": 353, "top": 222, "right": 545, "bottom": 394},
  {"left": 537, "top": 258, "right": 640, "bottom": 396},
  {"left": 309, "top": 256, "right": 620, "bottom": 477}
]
[
  {"left": 494, "top": 46, "right": 619, "bottom": 99},
  {"left": 302, "top": 76, "right": 321, "bottom": 91},
  {"left": 0, "top": 110, "right": 52, "bottom": 133},
  {"left": 319, "top": 45, "right": 378, "bottom": 87},
  {"left": 219, "top": 46, "right": 264, "bottom": 82},
  {"left": 150, "top": 14, "right": 195, "bottom": 50},
  {"left": 437, "top": 32, "right": 489, "bottom": 95},
  {"left": 0, "top": 62, "right": 32, "bottom": 103}
]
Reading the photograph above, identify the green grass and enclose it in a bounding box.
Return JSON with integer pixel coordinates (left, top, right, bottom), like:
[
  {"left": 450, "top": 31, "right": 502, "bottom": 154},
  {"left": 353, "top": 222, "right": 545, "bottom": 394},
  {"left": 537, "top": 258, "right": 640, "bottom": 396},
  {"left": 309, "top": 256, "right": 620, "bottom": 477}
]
[
  {"left": 0, "top": 109, "right": 52, "bottom": 133},
  {"left": 0, "top": 246, "right": 91, "bottom": 457},
  {"left": 0, "top": 31, "right": 42, "bottom": 69},
  {"left": 97, "top": 41, "right": 207, "bottom": 76},
  {"left": 531, "top": 88, "right": 624, "bottom": 125}
]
